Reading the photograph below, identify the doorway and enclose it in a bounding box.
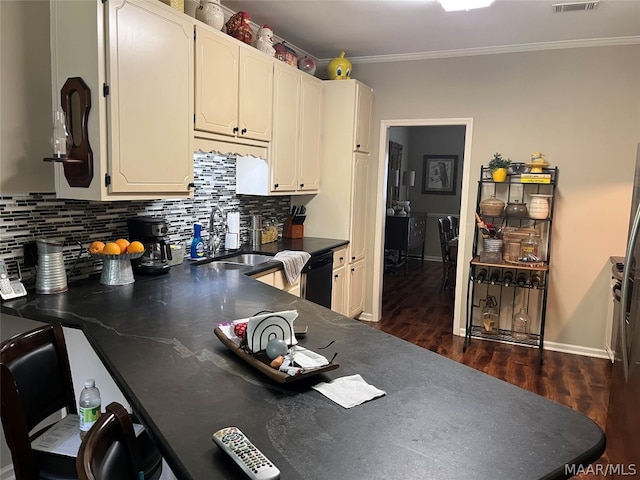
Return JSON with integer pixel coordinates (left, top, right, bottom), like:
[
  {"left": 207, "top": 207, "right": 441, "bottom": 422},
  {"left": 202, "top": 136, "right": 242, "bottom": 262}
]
[{"left": 372, "top": 118, "right": 474, "bottom": 337}]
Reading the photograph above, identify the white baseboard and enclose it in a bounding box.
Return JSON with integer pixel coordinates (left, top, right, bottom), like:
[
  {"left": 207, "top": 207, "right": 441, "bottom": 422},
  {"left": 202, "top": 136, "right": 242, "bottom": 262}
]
[
  {"left": 456, "top": 329, "right": 610, "bottom": 359},
  {"left": 357, "top": 311, "right": 373, "bottom": 322},
  {"left": 0, "top": 464, "right": 15, "bottom": 480}
]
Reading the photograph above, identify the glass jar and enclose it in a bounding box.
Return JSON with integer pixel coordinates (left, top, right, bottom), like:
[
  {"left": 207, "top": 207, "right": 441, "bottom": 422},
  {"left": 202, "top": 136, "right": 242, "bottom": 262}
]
[
  {"left": 520, "top": 233, "right": 539, "bottom": 262},
  {"left": 481, "top": 296, "right": 499, "bottom": 335},
  {"left": 512, "top": 308, "right": 530, "bottom": 340}
]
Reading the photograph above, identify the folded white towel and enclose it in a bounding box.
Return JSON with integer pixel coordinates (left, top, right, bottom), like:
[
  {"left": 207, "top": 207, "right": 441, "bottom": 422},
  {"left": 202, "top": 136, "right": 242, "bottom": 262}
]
[
  {"left": 312, "top": 374, "right": 386, "bottom": 409},
  {"left": 274, "top": 250, "right": 311, "bottom": 284}
]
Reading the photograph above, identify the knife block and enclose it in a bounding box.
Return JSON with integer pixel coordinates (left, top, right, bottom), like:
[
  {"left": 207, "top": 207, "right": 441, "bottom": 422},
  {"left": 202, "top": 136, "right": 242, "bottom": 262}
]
[{"left": 283, "top": 216, "right": 304, "bottom": 239}]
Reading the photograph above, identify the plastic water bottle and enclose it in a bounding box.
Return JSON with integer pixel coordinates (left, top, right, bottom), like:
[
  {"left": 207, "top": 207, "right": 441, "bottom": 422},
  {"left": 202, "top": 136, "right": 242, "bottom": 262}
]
[{"left": 79, "top": 379, "right": 101, "bottom": 439}]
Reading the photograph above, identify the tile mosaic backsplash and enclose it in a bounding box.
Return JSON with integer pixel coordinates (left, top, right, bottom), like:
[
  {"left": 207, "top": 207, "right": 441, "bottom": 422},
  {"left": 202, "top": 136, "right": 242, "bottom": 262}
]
[{"left": 0, "top": 153, "right": 291, "bottom": 285}]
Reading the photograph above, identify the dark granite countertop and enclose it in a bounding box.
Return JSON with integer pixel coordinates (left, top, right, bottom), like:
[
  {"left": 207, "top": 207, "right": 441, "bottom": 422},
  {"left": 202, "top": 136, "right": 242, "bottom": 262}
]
[{"left": 2, "top": 237, "right": 604, "bottom": 480}]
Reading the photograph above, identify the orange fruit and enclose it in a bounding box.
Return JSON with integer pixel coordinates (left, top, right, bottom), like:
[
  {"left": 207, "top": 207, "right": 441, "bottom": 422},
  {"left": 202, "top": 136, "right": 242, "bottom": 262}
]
[
  {"left": 88, "top": 241, "right": 105, "bottom": 254},
  {"left": 102, "top": 242, "right": 121, "bottom": 255},
  {"left": 126, "top": 241, "right": 145, "bottom": 254},
  {"left": 115, "top": 238, "right": 130, "bottom": 254}
]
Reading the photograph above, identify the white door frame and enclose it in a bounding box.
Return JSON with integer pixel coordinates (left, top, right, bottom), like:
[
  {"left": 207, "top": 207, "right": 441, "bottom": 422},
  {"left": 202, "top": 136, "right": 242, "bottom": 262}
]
[{"left": 371, "top": 118, "right": 474, "bottom": 337}]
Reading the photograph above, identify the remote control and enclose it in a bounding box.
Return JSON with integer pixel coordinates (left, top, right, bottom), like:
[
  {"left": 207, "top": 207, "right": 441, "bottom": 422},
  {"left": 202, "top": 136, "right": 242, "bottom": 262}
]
[{"left": 212, "top": 426, "right": 280, "bottom": 480}]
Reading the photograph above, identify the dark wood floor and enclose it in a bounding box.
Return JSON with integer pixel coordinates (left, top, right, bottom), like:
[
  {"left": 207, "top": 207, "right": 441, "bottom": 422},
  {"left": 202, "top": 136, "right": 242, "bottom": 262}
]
[{"left": 361, "top": 258, "right": 612, "bottom": 477}]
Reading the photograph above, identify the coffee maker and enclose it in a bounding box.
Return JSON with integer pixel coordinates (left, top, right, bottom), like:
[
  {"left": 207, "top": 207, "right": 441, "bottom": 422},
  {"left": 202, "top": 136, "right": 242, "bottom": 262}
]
[{"left": 127, "top": 216, "right": 172, "bottom": 274}]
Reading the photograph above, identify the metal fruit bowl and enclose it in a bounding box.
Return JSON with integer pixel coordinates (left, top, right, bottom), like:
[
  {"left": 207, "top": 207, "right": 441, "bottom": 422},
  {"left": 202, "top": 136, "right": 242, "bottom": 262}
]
[{"left": 90, "top": 251, "right": 144, "bottom": 261}]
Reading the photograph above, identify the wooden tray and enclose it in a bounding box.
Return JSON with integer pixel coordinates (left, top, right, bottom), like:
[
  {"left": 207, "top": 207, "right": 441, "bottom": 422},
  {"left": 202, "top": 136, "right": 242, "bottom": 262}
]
[{"left": 213, "top": 327, "right": 339, "bottom": 383}]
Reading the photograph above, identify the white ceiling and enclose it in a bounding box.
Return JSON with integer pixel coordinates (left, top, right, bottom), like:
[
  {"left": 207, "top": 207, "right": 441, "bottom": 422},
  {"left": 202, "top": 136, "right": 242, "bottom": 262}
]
[{"left": 219, "top": 0, "right": 640, "bottom": 62}]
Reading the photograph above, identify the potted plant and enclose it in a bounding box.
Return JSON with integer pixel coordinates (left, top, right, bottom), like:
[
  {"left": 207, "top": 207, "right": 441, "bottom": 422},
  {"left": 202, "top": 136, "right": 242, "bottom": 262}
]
[{"left": 488, "top": 153, "right": 511, "bottom": 182}]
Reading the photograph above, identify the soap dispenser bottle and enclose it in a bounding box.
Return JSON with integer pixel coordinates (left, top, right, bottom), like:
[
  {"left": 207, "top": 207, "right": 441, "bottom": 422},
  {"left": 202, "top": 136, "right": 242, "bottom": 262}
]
[{"left": 190, "top": 222, "right": 206, "bottom": 259}]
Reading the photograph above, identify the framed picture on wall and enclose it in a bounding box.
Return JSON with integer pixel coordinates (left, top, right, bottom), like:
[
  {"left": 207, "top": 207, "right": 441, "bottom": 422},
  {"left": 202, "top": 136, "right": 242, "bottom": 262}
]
[{"left": 422, "top": 155, "right": 457, "bottom": 195}]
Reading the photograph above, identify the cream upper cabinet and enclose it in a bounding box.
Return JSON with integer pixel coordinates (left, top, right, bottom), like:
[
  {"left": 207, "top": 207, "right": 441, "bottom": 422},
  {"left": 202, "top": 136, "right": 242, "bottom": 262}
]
[
  {"left": 237, "top": 63, "right": 322, "bottom": 196},
  {"left": 195, "top": 26, "right": 273, "bottom": 142},
  {"left": 270, "top": 63, "right": 300, "bottom": 192},
  {"left": 301, "top": 79, "right": 373, "bottom": 318},
  {"left": 354, "top": 83, "right": 373, "bottom": 153},
  {"left": 50, "top": 0, "right": 194, "bottom": 200}
]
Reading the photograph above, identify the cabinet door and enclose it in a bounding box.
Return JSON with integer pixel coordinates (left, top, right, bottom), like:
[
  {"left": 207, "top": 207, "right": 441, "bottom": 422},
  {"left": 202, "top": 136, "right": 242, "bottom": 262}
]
[
  {"left": 347, "top": 259, "right": 366, "bottom": 318},
  {"left": 298, "top": 75, "right": 322, "bottom": 192},
  {"left": 354, "top": 82, "right": 372, "bottom": 153},
  {"left": 271, "top": 63, "right": 300, "bottom": 192},
  {"left": 195, "top": 26, "right": 239, "bottom": 137},
  {"left": 332, "top": 265, "right": 347, "bottom": 316},
  {"left": 106, "top": 0, "right": 193, "bottom": 193},
  {"left": 238, "top": 46, "right": 273, "bottom": 141},
  {"left": 349, "top": 153, "right": 369, "bottom": 262}
]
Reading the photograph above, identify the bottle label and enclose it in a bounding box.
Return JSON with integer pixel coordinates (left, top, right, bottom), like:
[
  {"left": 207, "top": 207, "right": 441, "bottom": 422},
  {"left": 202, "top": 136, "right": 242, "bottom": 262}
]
[{"left": 79, "top": 405, "right": 101, "bottom": 432}]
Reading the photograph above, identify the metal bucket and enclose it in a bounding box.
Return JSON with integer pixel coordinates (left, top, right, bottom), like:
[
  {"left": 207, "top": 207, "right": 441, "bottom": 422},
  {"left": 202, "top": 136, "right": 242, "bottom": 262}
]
[{"left": 35, "top": 239, "right": 82, "bottom": 294}]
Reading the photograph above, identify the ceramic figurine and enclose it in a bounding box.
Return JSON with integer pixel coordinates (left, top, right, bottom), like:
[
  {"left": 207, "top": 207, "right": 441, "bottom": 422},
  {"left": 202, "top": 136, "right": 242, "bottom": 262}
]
[
  {"left": 254, "top": 25, "right": 275, "bottom": 56},
  {"left": 225, "top": 11, "right": 253, "bottom": 45},
  {"left": 327, "top": 51, "right": 352, "bottom": 80}
]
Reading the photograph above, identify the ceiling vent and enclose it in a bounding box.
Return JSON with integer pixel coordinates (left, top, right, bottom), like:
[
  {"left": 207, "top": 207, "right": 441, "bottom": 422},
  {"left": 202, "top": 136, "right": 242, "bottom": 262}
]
[{"left": 552, "top": 1, "right": 599, "bottom": 13}]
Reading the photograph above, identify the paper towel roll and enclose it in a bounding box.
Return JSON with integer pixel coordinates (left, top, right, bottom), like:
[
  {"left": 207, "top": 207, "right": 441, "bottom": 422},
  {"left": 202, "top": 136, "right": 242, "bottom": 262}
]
[{"left": 227, "top": 212, "right": 240, "bottom": 234}]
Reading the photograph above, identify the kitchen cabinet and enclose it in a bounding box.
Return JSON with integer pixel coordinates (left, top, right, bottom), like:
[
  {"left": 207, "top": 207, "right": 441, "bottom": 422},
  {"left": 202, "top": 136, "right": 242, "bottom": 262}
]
[
  {"left": 347, "top": 259, "right": 366, "bottom": 318},
  {"left": 269, "top": 64, "right": 322, "bottom": 194},
  {"left": 195, "top": 25, "right": 273, "bottom": 143},
  {"left": 354, "top": 83, "right": 373, "bottom": 153},
  {"left": 49, "top": 0, "right": 194, "bottom": 200},
  {"left": 464, "top": 166, "right": 558, "bottom": 363},
  {"left": 236, "top": 63, "right": 322, "bottom": 195},
  {"left": 332, "top": 246, "right": 348, "bottom": 315},
  {"left": 252, "top": 267, "right": 300, "bottom": 297},
  {"left": 302, "top": 79, "right": 373, "bottom": 318}
]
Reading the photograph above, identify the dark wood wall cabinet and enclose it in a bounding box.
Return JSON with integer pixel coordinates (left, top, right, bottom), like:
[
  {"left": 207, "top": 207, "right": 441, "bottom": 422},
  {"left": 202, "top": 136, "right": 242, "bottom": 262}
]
[{"left": 384, "top": 213, "right": 426, "bottom": 273}]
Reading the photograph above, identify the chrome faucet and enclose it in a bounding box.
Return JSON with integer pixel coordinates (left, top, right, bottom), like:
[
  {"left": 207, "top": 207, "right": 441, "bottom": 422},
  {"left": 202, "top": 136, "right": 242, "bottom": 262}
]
[{"left": 208, "top": 206, "right": 226, "bottom": 256}]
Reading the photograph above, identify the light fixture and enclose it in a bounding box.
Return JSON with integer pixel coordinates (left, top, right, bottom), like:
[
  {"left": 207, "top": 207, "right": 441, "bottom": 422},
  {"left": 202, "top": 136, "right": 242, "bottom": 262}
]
[
  {"left": 439, "top": 0, "right": 495, "bottom": 12},
  {"left": 402, "top": 170, "right": 416, "bottom": 200}
]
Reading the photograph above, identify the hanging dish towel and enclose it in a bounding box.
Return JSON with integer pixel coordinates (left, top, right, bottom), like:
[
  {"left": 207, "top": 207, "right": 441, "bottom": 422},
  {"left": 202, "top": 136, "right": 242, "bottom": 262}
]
[
  {"left": 312, "top": 374, "right": 386, "bottom": 409},
  {"left": 274, "top": 250, "right": 311, "bottom": 284}
]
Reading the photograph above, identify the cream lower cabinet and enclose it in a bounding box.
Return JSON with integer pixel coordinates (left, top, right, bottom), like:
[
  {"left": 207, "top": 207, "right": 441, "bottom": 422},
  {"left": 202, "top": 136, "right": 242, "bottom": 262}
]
[
  {"left": 237, "top": 63, "right": 322, "bottom": 195},
  {"left": 50, "top": 0, "right": 194, "bottom": 200},
  {"left": 252, "top": 268, "right": 300, "bottom": 297},
  {"left": 332, "top": 246, "right": 348, "bottom": 315},
  {"left": 195, "top": 25, "right": 273, "bottom": 143},
  {"left": 347, "top": 259, "right": 366, "bottom": 318}
]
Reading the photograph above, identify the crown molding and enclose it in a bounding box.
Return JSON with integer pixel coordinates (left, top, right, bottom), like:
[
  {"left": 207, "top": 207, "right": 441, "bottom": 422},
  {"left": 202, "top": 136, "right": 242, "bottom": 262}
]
[{"left": 317, "top": 35, "right": 640, "bottom": 65}]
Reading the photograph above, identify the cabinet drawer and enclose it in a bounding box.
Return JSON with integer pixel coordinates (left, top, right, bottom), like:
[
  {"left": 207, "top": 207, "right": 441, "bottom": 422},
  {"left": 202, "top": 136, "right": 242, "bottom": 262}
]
[{"left": 333, "top": 246, "right": 348, "bottom": 270}]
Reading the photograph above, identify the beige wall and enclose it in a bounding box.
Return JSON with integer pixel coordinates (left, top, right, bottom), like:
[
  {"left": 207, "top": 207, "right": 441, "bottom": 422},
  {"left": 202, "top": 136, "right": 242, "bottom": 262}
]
[
  {"left": 355, "top": 45, "right": 640, "bottom": 353},
  {"left": 0, "top": 0, "right": 55, "bottom": 193}
]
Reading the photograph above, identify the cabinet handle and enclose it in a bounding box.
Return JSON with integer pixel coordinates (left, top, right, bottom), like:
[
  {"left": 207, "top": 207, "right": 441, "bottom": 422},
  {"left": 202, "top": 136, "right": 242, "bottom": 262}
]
[
  {"left": 300, "top": 183, "right": 304, "bottom": 188},
  {"left": 351, "top": 256, "right": 356, "bottom": 260},
  {"left": 274, "top": 183, "right": 279, "bottom": 189},
  {"left": 334, "top": 274, "right": 339, "bottom": 278},
  {"left": 233, "top": 127, "right": 239, "bottom": 133},
  {"left": 339, "top": 256, "right": 344, "bottom": 261},
  {"left": 356, "top": 144, "right": 361, "bottom": 148},
  {"left": 241, "top": 128, "right": 247, "bottom": 134},
  {"left": 351, "top": 268, "right": 355, "bottom": 272},
  {"left": 188, "top": 182, "right": 195, "bottom": 189}
]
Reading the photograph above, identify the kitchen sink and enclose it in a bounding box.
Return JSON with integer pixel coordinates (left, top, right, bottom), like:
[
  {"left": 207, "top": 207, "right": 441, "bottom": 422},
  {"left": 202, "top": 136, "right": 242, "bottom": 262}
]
[{"left": 221, "top": 254, "right": 275, "bottom": 266}]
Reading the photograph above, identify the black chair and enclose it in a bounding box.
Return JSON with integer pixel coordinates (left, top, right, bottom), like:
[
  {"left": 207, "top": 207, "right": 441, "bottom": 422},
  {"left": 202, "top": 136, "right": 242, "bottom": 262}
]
[
  {"left": 447, "top": 215, "right": 460, "bottom": 237},
  {"left": 77, "top": 402, "right": 141, "bottom": 480},
  {"left": 0, "top": 323, "right": 162, "bottom": 480},
  {"left": 437, "top": 217, "right": 456, "bottom": 291}
]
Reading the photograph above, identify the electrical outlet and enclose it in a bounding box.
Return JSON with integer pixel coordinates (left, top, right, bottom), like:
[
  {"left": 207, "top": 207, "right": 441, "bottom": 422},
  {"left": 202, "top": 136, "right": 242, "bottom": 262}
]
[{"left": 23, "top": 242, "right": 38, "bottom": 268}]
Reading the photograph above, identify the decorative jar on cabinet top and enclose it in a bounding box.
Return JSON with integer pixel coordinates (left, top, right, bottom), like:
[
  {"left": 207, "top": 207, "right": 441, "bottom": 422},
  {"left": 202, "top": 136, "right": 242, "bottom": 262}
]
[
  {"left": 529, "top": 194, "right": 551, "bottom": 219},
  {"left": 196, "top": 0, "right": 224, "bottom": 30}
]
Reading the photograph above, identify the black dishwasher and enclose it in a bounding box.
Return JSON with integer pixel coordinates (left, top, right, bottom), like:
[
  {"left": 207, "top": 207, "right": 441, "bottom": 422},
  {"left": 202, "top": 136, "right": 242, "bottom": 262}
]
[{"left": 301, "top": 251, "right": 334, "bottom": 308}]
